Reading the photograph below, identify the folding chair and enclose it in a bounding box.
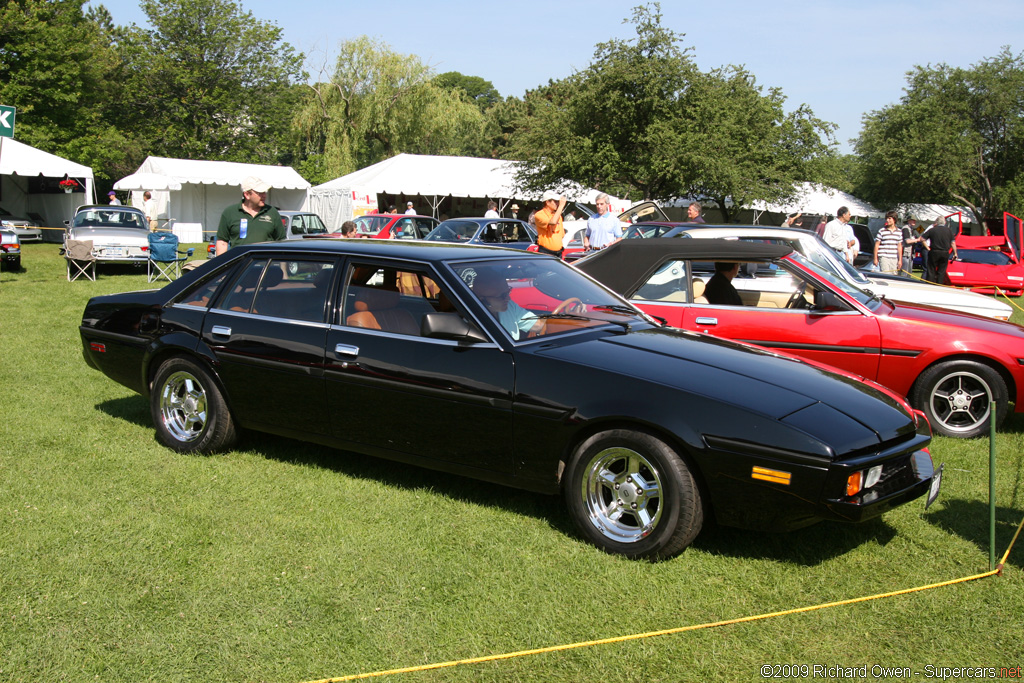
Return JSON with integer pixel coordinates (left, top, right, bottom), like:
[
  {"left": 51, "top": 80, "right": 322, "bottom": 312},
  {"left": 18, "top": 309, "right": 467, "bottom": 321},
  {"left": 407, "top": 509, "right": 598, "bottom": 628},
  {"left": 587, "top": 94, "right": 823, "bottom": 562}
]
[
  {"left": 65, "top": 239, "right": 97, "bottom": 281},
  {"left": 148, "top": 231, "right": 194, "bottom": 283}
]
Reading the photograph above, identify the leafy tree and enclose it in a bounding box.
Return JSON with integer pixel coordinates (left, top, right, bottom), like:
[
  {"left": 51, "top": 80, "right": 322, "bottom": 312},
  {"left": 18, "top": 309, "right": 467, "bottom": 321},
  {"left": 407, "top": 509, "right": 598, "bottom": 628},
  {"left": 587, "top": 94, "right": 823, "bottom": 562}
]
[
  {"left": 434, "top": 71, "right": 501, "bottom": 110},
  {"left": 507, "top": 3, "right": 836, "bottom": 219},
  {"left": 855, "top": 48, "right": 1024, "bottom": 221},
  {"left": 113, "top": 0, "right": 304, "bottom": 165},
  {"left": 0, "top": 0, "right": 130, "bottom": 179},
  {"left": 294, "top": 36, "right": 487, "bottom": 179}
]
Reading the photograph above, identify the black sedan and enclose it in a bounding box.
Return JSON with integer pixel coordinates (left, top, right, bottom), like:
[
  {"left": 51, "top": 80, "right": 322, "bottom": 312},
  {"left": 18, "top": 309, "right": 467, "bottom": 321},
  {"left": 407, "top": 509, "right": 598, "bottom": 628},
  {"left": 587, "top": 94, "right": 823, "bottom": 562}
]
[
  {"left": 423, "top": 217, "right": 539, "bottom": 250},
  {"left": 79, "top": 240, "right": 937, "bottom": 560}
]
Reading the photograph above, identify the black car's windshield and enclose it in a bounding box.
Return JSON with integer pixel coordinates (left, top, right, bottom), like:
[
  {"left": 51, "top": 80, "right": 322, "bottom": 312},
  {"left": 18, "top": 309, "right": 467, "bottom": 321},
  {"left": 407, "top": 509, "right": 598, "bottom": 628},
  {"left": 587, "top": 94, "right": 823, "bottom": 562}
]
[
  {"left": 72, "top": 208, "right": 147, "bottom": 230},
  {"left": 454, "top": 257, "right": 652, "bottom": 341}
]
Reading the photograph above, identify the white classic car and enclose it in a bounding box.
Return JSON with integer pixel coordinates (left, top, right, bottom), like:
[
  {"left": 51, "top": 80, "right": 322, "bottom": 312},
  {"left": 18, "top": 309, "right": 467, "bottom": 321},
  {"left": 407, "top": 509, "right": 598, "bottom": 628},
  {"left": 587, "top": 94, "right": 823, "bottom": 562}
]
[
  {"left": 670, "top": 225, "right": 1013, "bottom": 320},
  {"left": 64, "top": 205, "right": 151, "bottom": 263}
]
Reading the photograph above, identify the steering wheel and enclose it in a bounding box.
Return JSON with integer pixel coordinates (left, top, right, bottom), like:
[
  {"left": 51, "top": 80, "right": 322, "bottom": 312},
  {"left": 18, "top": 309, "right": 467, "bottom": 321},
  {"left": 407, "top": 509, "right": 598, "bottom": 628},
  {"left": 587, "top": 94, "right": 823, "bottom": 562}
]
[
  {"left": 552, "top": 297, "right": 584, "bottom": 315},
  {"left": 786, "top": 286, "right": 809, "bottom": 309}
]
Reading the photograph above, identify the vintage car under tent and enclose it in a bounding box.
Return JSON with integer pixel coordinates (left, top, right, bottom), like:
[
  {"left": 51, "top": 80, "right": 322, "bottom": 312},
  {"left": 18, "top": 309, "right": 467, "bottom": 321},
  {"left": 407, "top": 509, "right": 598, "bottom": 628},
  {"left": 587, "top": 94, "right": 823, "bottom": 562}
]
[
  {"left": 114, "top": 157, "right": 310, "bottom": 242},
  {"left": 306, "top": 153, "right": 627, "bottom": 231},
  {"left": 0, "top": 137, "right": 96, "bottom": 242}
]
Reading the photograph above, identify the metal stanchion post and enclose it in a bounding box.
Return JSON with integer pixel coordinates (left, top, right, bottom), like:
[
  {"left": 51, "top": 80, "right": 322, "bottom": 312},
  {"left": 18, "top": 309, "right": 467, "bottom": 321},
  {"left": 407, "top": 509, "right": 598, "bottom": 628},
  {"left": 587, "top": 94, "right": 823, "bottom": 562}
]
[{"left": 989, "top": 400, "right": 996, "bottom": 571}]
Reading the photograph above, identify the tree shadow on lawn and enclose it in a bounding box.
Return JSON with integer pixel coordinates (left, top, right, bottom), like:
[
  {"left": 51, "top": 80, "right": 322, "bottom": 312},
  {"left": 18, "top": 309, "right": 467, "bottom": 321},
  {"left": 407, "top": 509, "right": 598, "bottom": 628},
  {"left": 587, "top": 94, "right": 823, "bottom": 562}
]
[{"left": 96, "top": 395, "right": 911, "bottom": 566}]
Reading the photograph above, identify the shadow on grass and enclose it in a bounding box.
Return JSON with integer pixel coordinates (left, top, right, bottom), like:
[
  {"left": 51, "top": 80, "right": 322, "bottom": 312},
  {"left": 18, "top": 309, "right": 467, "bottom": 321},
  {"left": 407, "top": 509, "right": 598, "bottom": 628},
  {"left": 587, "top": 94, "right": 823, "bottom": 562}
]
[
  {"left": 95, "top": 395, "right": 915, "bottom": 566},
  {"left": 926, "top": 499, "right": 1023, "bottom": 567}
]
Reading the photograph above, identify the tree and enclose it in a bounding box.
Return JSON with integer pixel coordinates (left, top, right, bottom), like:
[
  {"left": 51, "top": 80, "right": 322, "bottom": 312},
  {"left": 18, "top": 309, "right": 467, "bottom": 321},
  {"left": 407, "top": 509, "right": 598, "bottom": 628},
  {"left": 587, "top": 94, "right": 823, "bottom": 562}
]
[
  {"left": 434, "top": 71, "right": 501, "bottom": 110},
  {"left": 113, "top": 0, "right": 304, "bottom": 165},
  {"left": 0, "top": 0, "right": 130, "bottom": 179},
  {"left": 294, "top": 36, "right": 487, "bottom": 180},
  {"left": 506, "top": 4, "right": 837, "bottom": 219},
  {"left": 855, "top": 48, "right": 1024, "bottom": 222}
]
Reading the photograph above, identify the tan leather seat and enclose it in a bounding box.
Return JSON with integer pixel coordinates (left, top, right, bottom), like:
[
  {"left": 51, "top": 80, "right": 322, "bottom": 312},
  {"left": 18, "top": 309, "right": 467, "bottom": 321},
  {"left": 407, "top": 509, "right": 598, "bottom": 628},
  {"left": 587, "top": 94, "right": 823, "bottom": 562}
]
[
  {"left": 691, "top": 278, "right": 708, "bottom": 304},
  {"left": 346, "top": 288, "right": 419, "bottom": 335}
]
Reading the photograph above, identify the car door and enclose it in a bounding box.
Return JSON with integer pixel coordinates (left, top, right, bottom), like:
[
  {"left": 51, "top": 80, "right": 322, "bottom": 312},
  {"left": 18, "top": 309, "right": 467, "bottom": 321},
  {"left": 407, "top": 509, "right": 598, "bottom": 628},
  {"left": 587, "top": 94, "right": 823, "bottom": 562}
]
[
  {"left": 324, "top": 258, "right": 516, "bottom": 473},
  {"left": 201, "top": 255, "right": 337, "bottom": 436},
  {"left": 631, "top": 258, "right": 884, "bottom": 381}
]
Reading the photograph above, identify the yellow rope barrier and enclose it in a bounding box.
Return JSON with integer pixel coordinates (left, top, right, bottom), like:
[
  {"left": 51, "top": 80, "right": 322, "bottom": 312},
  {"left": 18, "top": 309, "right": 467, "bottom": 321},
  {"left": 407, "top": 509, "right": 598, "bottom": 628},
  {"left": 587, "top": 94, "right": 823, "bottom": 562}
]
[{"left": 302, "top": 513, "right": 1023, "bottom": 683}]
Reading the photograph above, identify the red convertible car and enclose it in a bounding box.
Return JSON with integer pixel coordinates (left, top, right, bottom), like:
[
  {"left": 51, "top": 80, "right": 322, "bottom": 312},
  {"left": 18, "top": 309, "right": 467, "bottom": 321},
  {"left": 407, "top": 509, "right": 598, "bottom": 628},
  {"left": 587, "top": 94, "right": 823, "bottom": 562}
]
[
  {"left": 948, "top": 212, "right": 1024, "bottom": 295},
  {"left": 577, "top": 239, "right": 1024, "bottom": 438}
]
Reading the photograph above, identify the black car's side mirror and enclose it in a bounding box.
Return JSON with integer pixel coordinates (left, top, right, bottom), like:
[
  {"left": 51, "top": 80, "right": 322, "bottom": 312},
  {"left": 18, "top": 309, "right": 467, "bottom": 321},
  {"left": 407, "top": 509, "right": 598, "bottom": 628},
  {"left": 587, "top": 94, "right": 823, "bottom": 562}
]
[
  {"left": 813, "top": 290, "right": 846, "bottom": 312},
  {"left": 421, "top": 313, "right": 488, "bottom": 342}
]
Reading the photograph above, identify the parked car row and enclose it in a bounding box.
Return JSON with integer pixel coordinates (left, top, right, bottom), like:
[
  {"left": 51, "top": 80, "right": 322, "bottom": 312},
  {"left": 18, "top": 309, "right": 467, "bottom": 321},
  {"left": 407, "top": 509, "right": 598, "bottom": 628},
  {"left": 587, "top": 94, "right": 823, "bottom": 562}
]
[{"left": 79, "top": 239, "right": 938, "bottom": 560}]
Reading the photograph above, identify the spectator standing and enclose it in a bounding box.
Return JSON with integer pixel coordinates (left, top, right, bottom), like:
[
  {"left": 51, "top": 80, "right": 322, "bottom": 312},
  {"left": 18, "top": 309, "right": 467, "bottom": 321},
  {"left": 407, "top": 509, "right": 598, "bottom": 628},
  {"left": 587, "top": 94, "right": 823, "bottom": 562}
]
[
  {"left": 484, "top": 200, "right": 499, "bottom": 218},
  {"left": 534, "top": 191, "right": 566, "bottom": 258},
  {"left": 873, "top": 211, "right": 903, "bottom": 274},
  {"left": 143, "top": 191, "right": 157, "bottom": 230},
  {"left": 107, "top": 191, "right": 121, "bottom": 206},
  {"left": 405, "top": 201, "right": 416, "bottom": 215},
  {"left": 214, "top": 176, "right": 285, "bottom": 255},
  {"left": 844, "top": 221, "right": 859, "bottom": 264},
  {"left": 686, "top": 202, "right": 705, "bottom": 223},
  {"left": 510, "top": 203, "right": 520, "bottom": 220},
  {"left": 901, "top": 216, "right": 919, "bottom": 275},
  {"left": 822, "top": 207, "right": 852, "bottom": 255},
  {"left": 583, "top": 193, "right": 622, "bottom": 251},
  {"left": 922, "top": 216, "right": 958, "bottom": 283},
  {"left": 781, "top": 212, "right": 802, "bottom": 228}
]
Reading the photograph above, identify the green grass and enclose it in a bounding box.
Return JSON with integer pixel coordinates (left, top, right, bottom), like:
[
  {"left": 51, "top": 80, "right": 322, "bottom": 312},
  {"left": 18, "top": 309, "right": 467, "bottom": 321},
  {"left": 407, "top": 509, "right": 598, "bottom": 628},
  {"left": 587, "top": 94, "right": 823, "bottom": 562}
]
[{"left": 1, "top": 243, "right": 1022, "bottom": 682}]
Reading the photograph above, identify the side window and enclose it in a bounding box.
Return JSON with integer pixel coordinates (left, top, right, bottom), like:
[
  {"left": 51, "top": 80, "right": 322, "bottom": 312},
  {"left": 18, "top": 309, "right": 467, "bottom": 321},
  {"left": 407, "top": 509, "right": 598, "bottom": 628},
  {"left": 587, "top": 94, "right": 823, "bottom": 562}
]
[
  {"left": 178, "top": 270, "right": 230, "bottom": 308},
  {"left": 634, "top": 259, "right": 689, "bottom": 302},
  {"left": 341, "top": 262, "right": 468, "bottom": 337},
  {"left": 290, "top": 216, "right": 304, "bottom": 234},
  {"left": 216, "top": 259, "right": 334, "bottom": 321}
]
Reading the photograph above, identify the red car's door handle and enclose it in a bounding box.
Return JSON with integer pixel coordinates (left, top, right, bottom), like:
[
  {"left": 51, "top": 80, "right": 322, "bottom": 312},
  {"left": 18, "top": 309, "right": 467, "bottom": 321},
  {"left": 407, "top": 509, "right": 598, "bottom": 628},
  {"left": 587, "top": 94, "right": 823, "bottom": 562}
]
[{"left": 695, "top": 317, "right": 718, "bottom": 326}]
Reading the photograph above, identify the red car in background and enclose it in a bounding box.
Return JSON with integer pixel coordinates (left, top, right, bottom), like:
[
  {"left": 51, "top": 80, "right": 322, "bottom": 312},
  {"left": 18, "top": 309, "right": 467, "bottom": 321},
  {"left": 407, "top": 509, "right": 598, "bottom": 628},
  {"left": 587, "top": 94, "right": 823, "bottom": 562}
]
[
  {"left": 577, "top": 238, "right": 1024, "bottom": 439},
  {"left": 349, "top": 214, "right": 438, "bottom": 239},
  {"left": 948, "top": 212, "right": 1024, "bottom": 295}
]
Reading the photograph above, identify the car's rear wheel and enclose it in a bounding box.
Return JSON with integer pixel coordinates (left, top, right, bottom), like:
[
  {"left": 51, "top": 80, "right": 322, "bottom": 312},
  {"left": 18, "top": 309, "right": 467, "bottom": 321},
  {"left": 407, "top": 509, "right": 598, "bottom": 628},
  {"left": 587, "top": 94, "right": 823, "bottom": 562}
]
[
  {"left": 151, "top": 357, "right": 237, "bottom": 453},
  {"left": 911, "top": 360, "right": 1007, "bottom": 438},
  {"left": 564, "top": 429, "right": 703, "bottom": 560}
]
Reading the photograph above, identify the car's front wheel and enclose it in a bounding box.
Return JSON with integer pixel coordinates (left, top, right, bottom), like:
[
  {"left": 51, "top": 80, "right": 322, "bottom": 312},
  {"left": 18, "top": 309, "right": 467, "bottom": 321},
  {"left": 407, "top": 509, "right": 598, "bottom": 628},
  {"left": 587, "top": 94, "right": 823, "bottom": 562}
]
[
  {"left": 151, "top": 356, "right": 237, "bottom": 453},
  {"left": 564, "top": 429, "right": 703, "bottom": 560},
  {"left": 911, "top": 360, "right": 1008, "bottom": 438}
]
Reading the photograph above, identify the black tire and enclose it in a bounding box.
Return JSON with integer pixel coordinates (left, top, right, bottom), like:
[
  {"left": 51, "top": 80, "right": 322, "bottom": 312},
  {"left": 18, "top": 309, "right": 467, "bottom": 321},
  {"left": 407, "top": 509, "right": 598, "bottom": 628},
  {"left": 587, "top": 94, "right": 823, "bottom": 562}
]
[
  {"left": 150, "top": 356, "right": 237, "bottom": 453},
  {"left": 910, "top": 360, "right": 1008, "bottom": 439},
  {"left": 563, "top": 429, "right": 703, "bottom": 560}
]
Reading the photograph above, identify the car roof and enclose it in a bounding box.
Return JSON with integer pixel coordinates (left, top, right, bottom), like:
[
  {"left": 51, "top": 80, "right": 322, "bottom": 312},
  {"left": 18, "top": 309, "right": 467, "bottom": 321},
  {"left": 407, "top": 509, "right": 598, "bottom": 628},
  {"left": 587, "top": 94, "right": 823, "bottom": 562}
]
[
  {"left": 576, "top": 238, "right": 792, "bottom": 295},
  {"left": 438, "top": 217, "right": 529, "bottom": 225},
  {"left": 227, "top": 238, "right": 543, "bottom": 263},
  {"left": 75, "top": 204, "right": 144, "bottom": 213}
]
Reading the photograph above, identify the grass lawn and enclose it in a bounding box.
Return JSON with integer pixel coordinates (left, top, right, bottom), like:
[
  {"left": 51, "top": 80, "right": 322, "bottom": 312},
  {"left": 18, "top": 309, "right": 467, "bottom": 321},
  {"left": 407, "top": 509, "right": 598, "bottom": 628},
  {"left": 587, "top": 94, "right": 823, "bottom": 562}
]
[{"left": 1, "top": 243, "right": 1022, "bottom": 682}]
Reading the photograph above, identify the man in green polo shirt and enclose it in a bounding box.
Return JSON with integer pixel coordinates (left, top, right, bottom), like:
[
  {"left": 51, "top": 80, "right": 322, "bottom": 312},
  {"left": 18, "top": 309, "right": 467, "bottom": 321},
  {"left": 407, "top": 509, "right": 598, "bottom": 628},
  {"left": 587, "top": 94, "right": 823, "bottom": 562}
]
[{"left": 214, "top": 176, "right": 285, "bottom": 255}]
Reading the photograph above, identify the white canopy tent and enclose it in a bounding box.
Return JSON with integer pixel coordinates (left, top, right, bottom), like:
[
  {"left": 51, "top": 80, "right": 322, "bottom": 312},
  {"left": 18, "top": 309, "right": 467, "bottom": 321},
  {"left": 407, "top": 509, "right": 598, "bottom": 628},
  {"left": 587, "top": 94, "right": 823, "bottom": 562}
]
[
  {"left": 115, "top": 157, "right": 310, "bottom": 241},
  {"left": 307, "top": 153, "right": 627, "bottom": 230},
  {"left": 0, "top": 137, "right": 95, "bottom": 241},
  {"left": 747, "top": 182, "right": 883, "bottom": 222}
]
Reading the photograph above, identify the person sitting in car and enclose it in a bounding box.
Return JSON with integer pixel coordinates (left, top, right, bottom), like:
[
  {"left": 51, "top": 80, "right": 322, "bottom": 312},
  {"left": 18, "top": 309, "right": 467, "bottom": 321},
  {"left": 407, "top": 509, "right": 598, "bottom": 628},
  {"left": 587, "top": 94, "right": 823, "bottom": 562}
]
[
  {"left": 472, "top": 268, "right": 543, "bottom": 340},
  {"left": 704, "top": 262, "right": 743, "bottom": 306}
]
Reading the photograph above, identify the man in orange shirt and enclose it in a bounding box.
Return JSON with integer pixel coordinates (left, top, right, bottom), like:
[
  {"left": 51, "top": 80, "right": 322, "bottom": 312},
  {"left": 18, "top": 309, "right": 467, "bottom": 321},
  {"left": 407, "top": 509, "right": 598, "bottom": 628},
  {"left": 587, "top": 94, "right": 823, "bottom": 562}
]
[{"left": 534, "top": 190, "right": 566, "bottom": 258}]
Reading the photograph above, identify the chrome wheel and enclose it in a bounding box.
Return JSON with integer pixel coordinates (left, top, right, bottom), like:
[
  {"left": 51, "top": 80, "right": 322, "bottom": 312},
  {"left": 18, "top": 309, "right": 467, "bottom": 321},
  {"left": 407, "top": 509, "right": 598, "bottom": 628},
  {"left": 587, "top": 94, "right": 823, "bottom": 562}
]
[
  {"left": 580, "top": 446, "right": 664, "bottom": 543},
  {"left": 928, "top": 369, "right": 993, "bottom": 435},
  {"left": 158, "top": 370, "right": 208, "bottom": 443}
]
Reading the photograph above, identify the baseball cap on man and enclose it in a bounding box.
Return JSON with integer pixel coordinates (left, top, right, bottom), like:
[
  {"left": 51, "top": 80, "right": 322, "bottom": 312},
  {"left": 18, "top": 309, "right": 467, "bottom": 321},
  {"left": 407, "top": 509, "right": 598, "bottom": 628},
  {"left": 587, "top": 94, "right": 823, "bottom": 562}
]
[
  {"left": 542, "top": 190, "right": 560, "bottom": 202},
  {"left": 241, "top": 176, "right": 271, "bottom": 193},
  {"left": 107, "top": 190, "right": 116, "bottom": 197}
]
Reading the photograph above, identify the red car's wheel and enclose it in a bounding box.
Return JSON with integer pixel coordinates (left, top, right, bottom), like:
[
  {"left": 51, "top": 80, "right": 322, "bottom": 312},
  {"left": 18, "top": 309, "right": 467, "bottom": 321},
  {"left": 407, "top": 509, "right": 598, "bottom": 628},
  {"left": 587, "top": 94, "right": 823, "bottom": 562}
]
[{"left": 911, "top": 360, "right": 1008, "bottom": 438}]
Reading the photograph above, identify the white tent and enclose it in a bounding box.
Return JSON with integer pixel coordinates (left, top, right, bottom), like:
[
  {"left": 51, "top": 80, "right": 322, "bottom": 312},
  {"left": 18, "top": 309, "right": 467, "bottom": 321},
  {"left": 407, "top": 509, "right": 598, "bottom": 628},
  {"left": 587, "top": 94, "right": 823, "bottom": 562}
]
[
  {"left": 0, "top": 137, "right": 95, "bottom": 241},
  {"left": 307, "top": 153, "right": 626, "bottom": 230},
  {"left": 748, "top": 182, "right": 882, "bottom": 221},
  {"left": 115, "top": 157, "right": 310, "bottom": 241}
]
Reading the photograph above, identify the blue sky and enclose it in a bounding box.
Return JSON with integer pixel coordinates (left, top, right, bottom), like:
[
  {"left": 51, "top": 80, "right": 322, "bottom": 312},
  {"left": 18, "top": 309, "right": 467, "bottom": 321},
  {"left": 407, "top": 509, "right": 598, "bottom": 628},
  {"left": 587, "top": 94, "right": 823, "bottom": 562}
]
[{"left": 92, "top": 0, "right": 1023, "bottom": 153}]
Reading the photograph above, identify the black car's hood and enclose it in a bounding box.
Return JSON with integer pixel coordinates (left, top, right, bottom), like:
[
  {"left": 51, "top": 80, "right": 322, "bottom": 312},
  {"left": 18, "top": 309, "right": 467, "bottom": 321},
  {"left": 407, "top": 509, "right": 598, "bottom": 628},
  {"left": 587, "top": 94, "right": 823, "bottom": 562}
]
[{"left": 538, "top": 326, "right": 917, "bottom": 449}]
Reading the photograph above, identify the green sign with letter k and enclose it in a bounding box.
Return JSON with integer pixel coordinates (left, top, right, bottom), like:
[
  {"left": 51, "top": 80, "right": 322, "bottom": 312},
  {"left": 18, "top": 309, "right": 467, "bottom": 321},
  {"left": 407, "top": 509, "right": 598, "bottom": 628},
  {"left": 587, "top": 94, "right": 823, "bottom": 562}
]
[{"left": 0, "top": 105, "right": 15, "bottom": 138}]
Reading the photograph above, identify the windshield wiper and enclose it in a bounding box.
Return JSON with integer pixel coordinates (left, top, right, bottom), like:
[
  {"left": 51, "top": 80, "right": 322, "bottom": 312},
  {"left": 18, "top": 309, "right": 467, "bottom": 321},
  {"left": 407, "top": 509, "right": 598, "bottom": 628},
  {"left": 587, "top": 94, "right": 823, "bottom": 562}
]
[
  {"left": 593, "top": 303, "right": 643, "bottom": 316},
  {"left": 532, "top": 312, "right": 631, "bottom": 333}
]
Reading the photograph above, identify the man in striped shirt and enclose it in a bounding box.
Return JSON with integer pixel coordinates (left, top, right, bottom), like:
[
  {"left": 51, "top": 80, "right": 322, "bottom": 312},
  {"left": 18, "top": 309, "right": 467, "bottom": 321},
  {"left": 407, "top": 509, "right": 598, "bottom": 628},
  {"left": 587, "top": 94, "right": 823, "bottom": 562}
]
[{"left": 873, "top": 210, "right": 903, "bottom": 274}]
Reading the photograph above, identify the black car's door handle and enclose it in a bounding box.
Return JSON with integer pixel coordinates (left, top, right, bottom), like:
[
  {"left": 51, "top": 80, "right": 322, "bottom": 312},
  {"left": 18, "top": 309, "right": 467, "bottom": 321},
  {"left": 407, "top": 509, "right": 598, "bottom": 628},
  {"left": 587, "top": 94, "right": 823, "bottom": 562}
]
[
  {"left": 211, "top": 325, "right": 232, "bottom": 337},
  {"left": 695, "top": 317, "right": 718, "bottom": 326},
  {"left": 334, "top": 344, "right": 359, "bottom": 358}
]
